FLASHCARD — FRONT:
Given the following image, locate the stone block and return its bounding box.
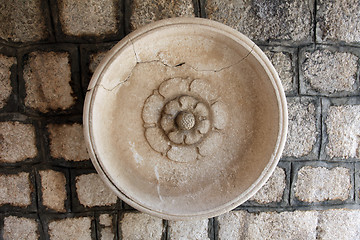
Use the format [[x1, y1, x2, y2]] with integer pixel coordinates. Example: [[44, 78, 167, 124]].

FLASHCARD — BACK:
[[217, 210, 318, 239], [98, 214, 115, 240], [75, 173, 117, 208], [168, 219, 209, 240], [89, 51, 108, 74], [3, 216, 39, 240], [282, 97, 319, 158], [249, 166, 286, 204], [47, 123, 88, 162], [318, 209, 360, 240], [23, 51, 75, 113], [0, 0, 49, 43], [294, 166, 352, 202], [39, 169, 67, 212], [264, 49, 296, 94], [0, 172, 32, 207], [120, 212, 163, 240], [300, 48, 359, 96], [57, 0, 121, 37], [325, 103, 360, 159], [129, 0, 195, 30], [205, 0, 313, 43], [0, 121, 37, 163], [317, 0, 360, 44], [48, 217, 92, 239], [0, 54, 16, 109]]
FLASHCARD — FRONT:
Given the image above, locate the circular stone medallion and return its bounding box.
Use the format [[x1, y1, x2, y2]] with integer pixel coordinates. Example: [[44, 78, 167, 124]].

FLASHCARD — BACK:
[[84, 18, 287, 220]]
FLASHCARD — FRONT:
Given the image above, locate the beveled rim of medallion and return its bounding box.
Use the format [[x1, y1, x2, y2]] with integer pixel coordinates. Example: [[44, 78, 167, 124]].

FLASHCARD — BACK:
[[83, 17, 288, 220]]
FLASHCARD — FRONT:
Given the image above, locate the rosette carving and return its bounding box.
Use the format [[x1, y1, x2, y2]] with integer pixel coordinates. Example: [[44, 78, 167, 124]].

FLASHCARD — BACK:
[[142, 78, 227, 163]]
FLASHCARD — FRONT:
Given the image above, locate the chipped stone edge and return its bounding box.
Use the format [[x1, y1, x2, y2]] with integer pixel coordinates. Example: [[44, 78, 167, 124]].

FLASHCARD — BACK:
[[83, 17, 288, 220]]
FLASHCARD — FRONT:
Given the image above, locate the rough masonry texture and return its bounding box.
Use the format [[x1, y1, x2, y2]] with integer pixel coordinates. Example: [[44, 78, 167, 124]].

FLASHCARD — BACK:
[[0, 121, 37, 163], [0, 54, 16, 109], [3, 216, 39, 240], [58, 0, 120, 37], [0, 0, 49, 43], [75, 173, 117, 208], [129, 0, 195, 30], [168, 219, 210, 240], [249, 166, 286, 204], [0, 0, 360, 238], [23, 51, 75, 113], [317, 0, 360, 44], [326, 105, 360, 159], [48, 217, 92, 239], [217, 210, 318, 239], [294, 166, 351, 202], [39, 170, 66, 212], [205, 0, 313, 43], [0, 172, 32, 207], [264, 50, 295, 93], [301, 48, 358, 95], [283, 97, 318, 158], [48, 123, 88, 161], [120, 213, 164, 240]]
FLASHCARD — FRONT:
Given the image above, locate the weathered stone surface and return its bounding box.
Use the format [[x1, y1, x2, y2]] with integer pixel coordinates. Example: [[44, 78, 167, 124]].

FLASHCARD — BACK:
[[0, 121, 37, 163], [75, 173, 117, 207], [249, 167, 286, 204], [301, 49, 358, 95], [264, 51, 294, 93], [58, 0, 120, 37], [89, 51, 107, 74], [48, 217, 92, 239], [23, 51, 75, 113], [0, 54, 16, 109], [0, 0, 48, 42], [120, 213, 163, 240], [168, 219, 209, 240], [283, 98, 318, 157], [130, 0, 195, 30], [218, 210, 318, 239], [3, 216, 38, 240], [317, 0, 360, 43], [295, 166, 351, 202], [0, 172, 31, 207], [326, 105, 360, 159], [48, 123, 88, 161], [318, 209, 360, 240], [99, 214, 114, 240], [39, 170, 66, 212], [205, 0, 312, 42]]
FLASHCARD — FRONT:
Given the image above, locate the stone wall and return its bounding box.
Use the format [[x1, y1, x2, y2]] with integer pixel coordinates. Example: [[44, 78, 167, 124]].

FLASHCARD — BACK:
[[0, 0, 359, 239]]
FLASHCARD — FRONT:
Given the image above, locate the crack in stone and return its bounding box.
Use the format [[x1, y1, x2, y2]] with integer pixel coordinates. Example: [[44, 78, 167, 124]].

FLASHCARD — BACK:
[[95, 41, 255, 92]]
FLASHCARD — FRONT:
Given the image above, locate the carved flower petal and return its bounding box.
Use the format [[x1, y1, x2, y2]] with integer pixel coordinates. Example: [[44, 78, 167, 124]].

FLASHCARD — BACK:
[[196, 120, 210, 134], [184, 131, 202, 145], [190, 79, 216, 102], [164, 99, 181, 116], [194, 102, 209, 118], [142, 92, 164, 124], [167, 145, 198, 162], [160, 115, 175, 133], [212, 101, 227, 130], [145, 127, 170, 154], [168, 130, 185, 144], [159, 78, 190, 99], [198, 131, 223, 156], [179, 95, 198, 110]]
